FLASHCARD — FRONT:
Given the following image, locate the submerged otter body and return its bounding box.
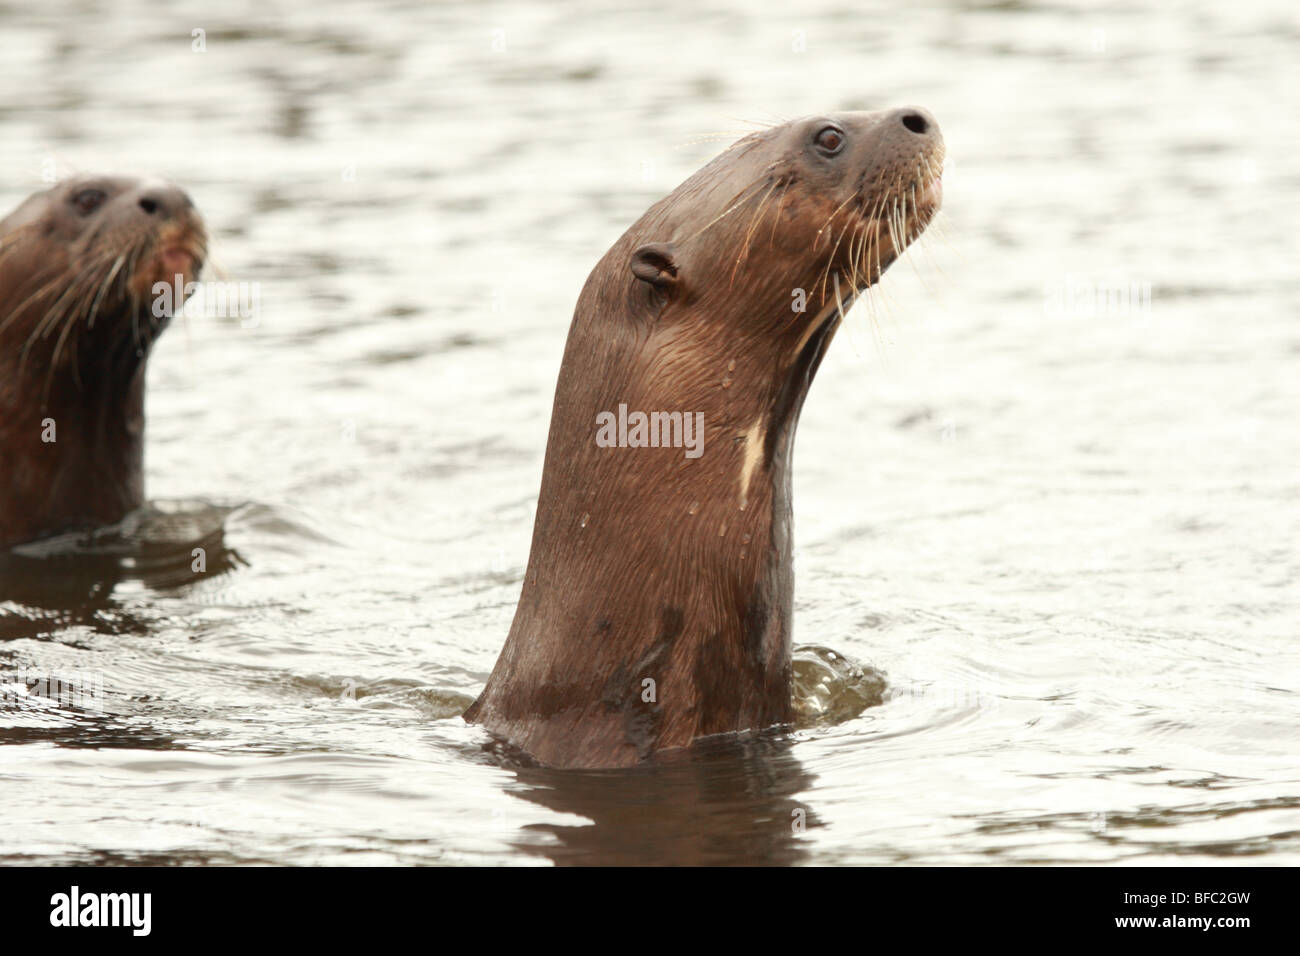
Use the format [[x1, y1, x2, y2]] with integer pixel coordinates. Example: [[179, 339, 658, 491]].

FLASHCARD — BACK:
[[466, 108, 944, 768], [0, 176, 206, 549]]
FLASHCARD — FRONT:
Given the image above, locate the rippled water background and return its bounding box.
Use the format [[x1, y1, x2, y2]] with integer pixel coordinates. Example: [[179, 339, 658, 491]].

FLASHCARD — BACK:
[[1, 0, 1296, 865]]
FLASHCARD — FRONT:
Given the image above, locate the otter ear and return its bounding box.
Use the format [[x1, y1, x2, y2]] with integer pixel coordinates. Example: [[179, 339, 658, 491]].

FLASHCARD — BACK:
[[630, 243, 679, 290]]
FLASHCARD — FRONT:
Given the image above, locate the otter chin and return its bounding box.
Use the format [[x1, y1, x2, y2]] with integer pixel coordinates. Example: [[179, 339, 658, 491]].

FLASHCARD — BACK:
[[465, 108, 944, 769], [0, 176, 207, 550]]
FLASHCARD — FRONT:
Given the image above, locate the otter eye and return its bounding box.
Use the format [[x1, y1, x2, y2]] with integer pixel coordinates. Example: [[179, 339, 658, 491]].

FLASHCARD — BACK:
[[70, 188, 107, 215], [815, 127, 845, 155]]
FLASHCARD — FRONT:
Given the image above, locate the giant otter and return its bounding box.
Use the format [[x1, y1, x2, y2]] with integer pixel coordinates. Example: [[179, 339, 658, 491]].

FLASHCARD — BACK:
[[0, 176, 206, 549], [465, 108, 945, 769]]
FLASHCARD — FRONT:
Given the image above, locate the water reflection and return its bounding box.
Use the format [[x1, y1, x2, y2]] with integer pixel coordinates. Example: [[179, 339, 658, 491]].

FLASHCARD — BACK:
[[0, 500, 244, 617], [502, 733, 818, 866]]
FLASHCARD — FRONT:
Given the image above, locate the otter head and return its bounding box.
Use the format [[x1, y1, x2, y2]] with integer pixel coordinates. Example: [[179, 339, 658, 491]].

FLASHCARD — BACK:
[[613, 108, 944, 481], [630, 107, 942, 353], [0, 175, 206, 392], [0, 176, 206, 548], [469, 109, 945, 768], [614, 107, 945, 491]]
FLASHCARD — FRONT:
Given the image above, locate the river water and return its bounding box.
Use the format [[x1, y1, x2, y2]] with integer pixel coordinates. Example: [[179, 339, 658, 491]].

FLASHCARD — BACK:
[[0, 0, 1296, 865]]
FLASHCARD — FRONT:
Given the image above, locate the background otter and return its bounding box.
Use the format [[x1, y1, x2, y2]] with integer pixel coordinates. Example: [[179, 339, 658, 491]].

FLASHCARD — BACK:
[[0, 176, 206, 549], [466, 108, 945, 768]]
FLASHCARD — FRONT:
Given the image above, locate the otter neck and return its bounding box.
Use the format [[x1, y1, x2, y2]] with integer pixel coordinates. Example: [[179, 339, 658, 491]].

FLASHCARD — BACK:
[[467, 290, 841, 768], [0, 334, 150, 549]]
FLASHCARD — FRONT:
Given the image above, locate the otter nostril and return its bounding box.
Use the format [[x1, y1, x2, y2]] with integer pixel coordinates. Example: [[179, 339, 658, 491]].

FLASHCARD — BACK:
[[139, 196, 160, 215], [901, 112, 928, 135]]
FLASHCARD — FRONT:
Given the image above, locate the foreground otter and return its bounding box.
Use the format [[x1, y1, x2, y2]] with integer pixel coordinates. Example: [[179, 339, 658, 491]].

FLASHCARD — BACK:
[[0, 176, 206, 549], [466, 108, 945, 768]]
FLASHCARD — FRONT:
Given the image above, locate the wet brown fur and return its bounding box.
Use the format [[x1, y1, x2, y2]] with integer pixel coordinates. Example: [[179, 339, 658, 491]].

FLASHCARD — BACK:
[[468, 109, 946, 768], [0, 176, 206, 549]]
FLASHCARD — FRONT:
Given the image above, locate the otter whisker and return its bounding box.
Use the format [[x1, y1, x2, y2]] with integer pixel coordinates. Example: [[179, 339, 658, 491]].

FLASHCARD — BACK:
[[832, 270, 848, 327], [730, 178, 780, 288], [858, 189, 890, 284], [112, 235, 152, 358], [36, 249, 125, 396], [900, 183, 928, 289], [87, 253, 128, 330], [814, 192, 857, 248], [3, 251, 107, 338], [812, 193, 859, 305], [21, 251, 116, 347], [61, 251, 129, 386], [683, 169, 778, 243], [816, 215, 856, 307], [674, 130, 771, 150], [883, 197, 899, 265], [767, 179, 792, 249], [863, 202, 892, 342], [870, 204, 897, 330], [847, 220, 865, 295]]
